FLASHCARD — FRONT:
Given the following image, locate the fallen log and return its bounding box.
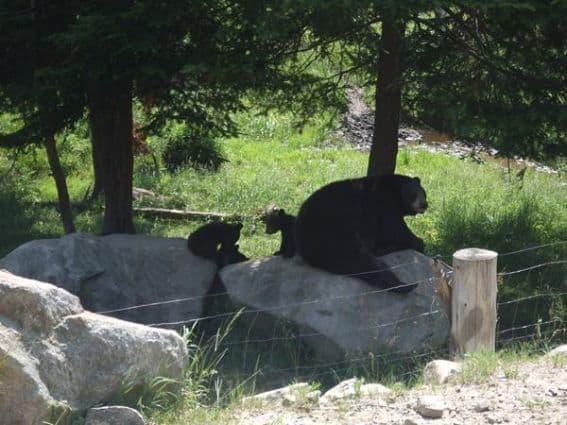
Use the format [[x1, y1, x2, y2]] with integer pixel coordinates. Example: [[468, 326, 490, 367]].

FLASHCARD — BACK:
[[133, 207, 243, 221]]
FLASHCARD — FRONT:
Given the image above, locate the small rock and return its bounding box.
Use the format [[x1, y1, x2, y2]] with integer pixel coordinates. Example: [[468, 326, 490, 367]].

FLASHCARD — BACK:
[[244, 382, 310, 404], [423, 360, 462, 384], [415, 395, 445, 419], [320, 378, 359, 403], [473, 399, 490, 412], [85, 406, 146, 425], [547, 345, 567, 357], [403, 419, 420, 425], [360, 383, 392, 398]]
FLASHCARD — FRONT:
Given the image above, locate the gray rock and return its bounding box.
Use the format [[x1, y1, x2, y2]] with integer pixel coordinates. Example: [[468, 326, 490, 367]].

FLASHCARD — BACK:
[[320, 378, 361, 404], [415, 395, 445, 418], [85, 406, 146, 425], [0, 233, 217, 325], [0, 270, 187, 425], [220, 251, 449, 359], [547, 344, 567, 358], [423, 360, 462, 385]]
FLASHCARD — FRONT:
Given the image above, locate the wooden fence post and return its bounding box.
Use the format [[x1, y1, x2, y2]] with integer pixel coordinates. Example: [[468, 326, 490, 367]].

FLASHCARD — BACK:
[[451, 248, 498, 356]]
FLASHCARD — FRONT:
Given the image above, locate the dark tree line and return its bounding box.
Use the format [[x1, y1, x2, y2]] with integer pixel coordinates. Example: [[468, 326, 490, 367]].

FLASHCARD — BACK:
[[0, 0, 565, 235]]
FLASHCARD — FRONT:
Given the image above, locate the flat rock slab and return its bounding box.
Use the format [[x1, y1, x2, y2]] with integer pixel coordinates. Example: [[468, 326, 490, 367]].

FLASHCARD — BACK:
[[220, 250, 449, 359], [0, 233, 216, 325]]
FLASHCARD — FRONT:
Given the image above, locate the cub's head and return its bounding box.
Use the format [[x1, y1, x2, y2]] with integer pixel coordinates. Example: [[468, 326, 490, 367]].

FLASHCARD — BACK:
[[400, 176, 428, 216], [259, 204, 285, 234]]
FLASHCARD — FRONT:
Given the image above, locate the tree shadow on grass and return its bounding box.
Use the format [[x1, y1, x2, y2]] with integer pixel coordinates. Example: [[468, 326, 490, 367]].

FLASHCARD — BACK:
[[0, 190, 61, 257]]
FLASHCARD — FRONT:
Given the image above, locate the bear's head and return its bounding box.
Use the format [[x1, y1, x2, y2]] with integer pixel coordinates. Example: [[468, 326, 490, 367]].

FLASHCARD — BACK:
[[400, 176, 428, 216]]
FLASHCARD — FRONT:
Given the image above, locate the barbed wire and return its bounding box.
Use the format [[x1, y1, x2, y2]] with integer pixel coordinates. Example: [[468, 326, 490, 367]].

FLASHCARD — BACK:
[[498, 319, 562, 335], [147, 277, 438, 327], [497, 292, 567, 307], [497, 327, 566, 345], [497, 260, 567, 277], [220, 309, 444, 347], [95, 254, 565, 318], [498, 240, 567, 257], [97, 260, 423, 315]]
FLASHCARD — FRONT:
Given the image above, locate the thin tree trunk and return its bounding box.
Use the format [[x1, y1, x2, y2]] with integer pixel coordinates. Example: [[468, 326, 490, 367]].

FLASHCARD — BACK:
[[87, 80, 135, 235], [367, 17, 405, 177], [44, 135, 76, 234]]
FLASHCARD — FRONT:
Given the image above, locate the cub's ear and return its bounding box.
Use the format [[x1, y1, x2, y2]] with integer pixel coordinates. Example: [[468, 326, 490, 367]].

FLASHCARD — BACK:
[[413, 177, 421, 183], [236, 222, 243, 229]]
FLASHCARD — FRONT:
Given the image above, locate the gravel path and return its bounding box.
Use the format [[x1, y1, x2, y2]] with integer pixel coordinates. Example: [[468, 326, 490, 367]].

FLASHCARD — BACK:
[[237, 356, 567, 425]]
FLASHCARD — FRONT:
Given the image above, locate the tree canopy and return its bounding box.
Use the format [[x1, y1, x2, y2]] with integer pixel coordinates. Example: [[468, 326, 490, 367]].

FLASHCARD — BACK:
[[0, 0, 565, 234]]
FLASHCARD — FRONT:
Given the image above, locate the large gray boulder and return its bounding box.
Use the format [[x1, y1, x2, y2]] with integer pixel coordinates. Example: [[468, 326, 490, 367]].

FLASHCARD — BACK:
[[220, 250, 449, 360], [0, 270, 187, 425], [0, 233, 216, 325]]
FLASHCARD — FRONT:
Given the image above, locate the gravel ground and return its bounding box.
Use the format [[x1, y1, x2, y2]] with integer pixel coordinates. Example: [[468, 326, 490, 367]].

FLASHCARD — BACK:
[[237, 356, 567, 425], [336, 87, 559, 175]]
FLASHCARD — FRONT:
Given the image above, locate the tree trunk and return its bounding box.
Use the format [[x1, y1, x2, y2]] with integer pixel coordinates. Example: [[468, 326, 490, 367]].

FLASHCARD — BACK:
[[87, 80, 135, 235], [89, 133, 105, 200], [367, 17, 405, 177], [44, 135, 76, 234]]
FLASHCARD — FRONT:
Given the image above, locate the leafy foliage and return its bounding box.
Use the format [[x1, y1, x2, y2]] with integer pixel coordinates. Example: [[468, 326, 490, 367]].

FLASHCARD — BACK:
[[160, 123, 227, 172]]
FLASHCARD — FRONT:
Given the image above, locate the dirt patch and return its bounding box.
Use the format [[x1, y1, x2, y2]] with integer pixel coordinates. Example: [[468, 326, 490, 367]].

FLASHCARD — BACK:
[[236, 356, 567, 424]]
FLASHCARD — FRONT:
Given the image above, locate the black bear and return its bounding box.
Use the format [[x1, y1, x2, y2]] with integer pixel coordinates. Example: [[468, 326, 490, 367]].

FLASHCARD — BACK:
[[262, 207, 296, 257], [294, 174, 427, 292], [187, 222, 243, 261]]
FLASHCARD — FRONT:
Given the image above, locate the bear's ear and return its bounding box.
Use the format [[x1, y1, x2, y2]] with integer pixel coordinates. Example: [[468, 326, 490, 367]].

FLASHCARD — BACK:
[[236, 222, 243, 229], [414, 177, 421, 183], [278, 209, 286, 216]]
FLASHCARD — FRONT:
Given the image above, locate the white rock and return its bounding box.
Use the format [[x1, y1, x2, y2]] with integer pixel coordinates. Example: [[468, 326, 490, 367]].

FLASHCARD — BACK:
[[320, 378, 360, 404], [85, 406, 146, 425], [360, 383, 392, 398], [423, 360, 462, 384], [220, 251, 449, 360], [319, 378, 390, 403], [473, 399, 491, 412], [0, 271, 187, 425], [415, 395, 445, 418], [547, 344, 567, 357], [0, 233, 217, 325], [244, 382, 310, 404]]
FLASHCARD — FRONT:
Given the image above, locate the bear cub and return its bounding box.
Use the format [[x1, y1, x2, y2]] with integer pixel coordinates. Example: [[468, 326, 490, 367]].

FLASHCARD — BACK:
[[187, 222, 243, 262], [294, 174, 427, 292], [262, 206, 296, 257]]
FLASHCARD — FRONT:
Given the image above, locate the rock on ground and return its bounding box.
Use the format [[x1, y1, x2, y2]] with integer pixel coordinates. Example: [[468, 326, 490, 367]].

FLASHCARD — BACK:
[[220, 250, 449, 360], [0, 271, 187, 425], [0, 233, 216, 325], [85, 406, 146, 425], [423, 359, 462, 385]]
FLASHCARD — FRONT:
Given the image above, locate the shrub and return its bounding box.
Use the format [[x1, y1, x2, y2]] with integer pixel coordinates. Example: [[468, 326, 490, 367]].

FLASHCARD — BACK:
[[161, 123, 226, 172]]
